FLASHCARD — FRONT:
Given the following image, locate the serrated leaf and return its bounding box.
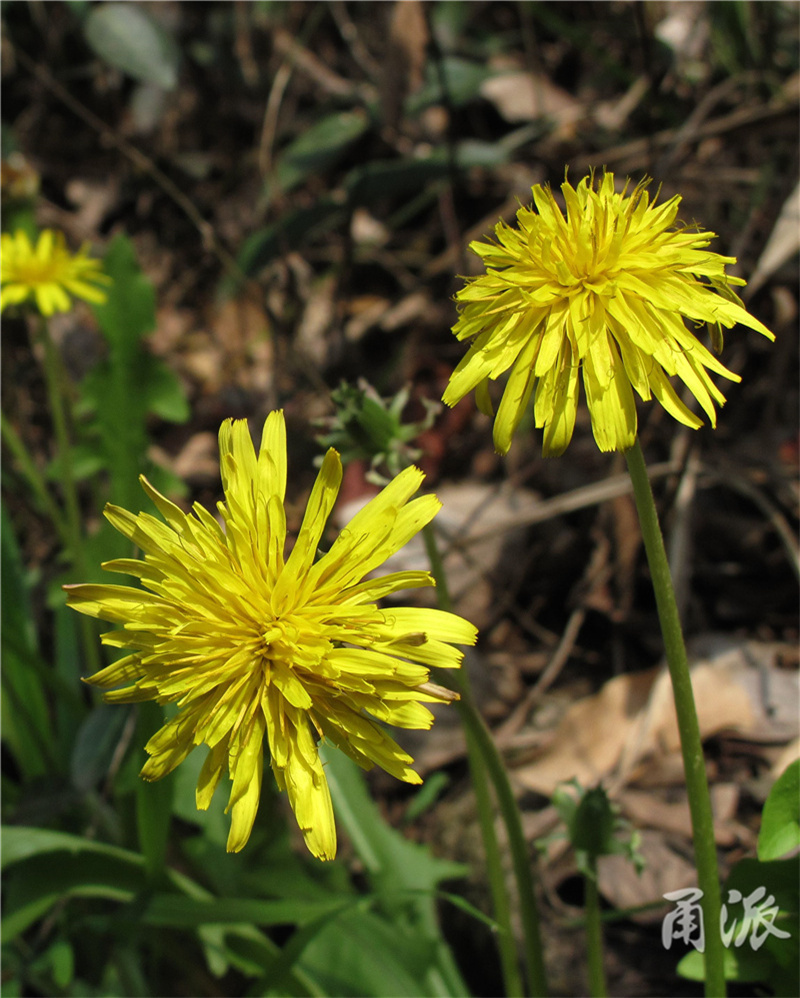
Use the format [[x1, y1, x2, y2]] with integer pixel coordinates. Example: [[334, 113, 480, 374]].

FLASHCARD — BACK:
[[142, 357, 190, 423], [84, 3, 179, 90], [84, 235, 187, 513], [93, 235, 156, 351]]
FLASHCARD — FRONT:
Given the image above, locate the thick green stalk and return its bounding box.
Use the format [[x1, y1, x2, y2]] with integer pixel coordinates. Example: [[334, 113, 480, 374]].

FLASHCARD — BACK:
[[423, 523, 548, 997], [624, 438, 725, 997], [584, 859, 607, 998], [38, 318, 101, 676]]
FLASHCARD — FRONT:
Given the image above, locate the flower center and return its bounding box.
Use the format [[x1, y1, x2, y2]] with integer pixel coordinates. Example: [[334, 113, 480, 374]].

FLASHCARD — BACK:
[[263, 618, 300, 659], [9, 258, 64, 286], [262, 613, 331, 672]]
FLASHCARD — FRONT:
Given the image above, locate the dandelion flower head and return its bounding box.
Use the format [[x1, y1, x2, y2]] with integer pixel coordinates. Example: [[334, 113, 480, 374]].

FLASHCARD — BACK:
[[443, 172, 774, 456], [65, 412, 477, 859], [1, 229, 110, 316]]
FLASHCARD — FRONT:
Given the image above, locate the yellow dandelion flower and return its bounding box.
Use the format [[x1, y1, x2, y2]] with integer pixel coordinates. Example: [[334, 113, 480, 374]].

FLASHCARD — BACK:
[[1, 229, 110, 316], [443, 172, 774, 456], [65, 411, 477, 859]]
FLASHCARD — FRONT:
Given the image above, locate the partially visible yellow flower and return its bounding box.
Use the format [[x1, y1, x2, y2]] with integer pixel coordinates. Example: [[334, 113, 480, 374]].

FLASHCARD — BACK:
[[443, 172, 774, 456], [65, 411, 477, 859], [1, 229, 110, 316]]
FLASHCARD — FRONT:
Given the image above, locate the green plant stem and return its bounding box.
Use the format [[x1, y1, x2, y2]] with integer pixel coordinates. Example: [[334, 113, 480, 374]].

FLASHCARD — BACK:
[[38, 318, 101, 677], [423, 524, 522, 997], [463, 702, 524, 996], [423, 523, 548, 997], [624, 438, 725, 997], [584, 859, 607, 998]]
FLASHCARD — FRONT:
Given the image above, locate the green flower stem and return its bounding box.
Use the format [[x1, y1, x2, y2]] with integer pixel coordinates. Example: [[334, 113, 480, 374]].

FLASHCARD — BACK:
[[423, 523, 548, 997], [422, 524, 522, 997], [462, 694, 524, 997], [38, 318, 101, 677], [584, 858, 607, 998], [624, 438, 725, 997]]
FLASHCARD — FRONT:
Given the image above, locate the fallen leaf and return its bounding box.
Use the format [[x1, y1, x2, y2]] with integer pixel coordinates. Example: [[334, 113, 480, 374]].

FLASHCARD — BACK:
[[515, 637, 799, 796], [746, 179, 800, 296], [619, 784, 747, 847], [338, 481, 542, 628], [480, 71, 582, 129], [381, 0, 428, 131], [598, 831, 697, 922]]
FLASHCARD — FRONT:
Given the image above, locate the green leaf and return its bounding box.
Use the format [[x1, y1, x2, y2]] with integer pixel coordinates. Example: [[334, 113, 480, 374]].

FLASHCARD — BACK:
[[298, 906, 435, 998], [454, 124, 544, 169], [170, 744, 229, 845], [678, 856, 800, 993], [223, 929, 325, 994], [135, 703, 173, 881], [0, 826, 326, 995], [572, 786, 616, 859], [271, 110, 370, 198], [141, 357, 190, 424], [84, 2, 179, 90], [725, 857, 799, 918], [759, 760, 800, 861], [0, 828, 147, 940], [29, 940, 74, 990], [139, 893, 349, 928], [93, 234, 156, 351], [82, 235, 187, 514], [0, 504, 37, 654], [678, 944, 776, 985], [1, 825, 145, 871], [344, 155, 451, 205], [235, 200, 348, 278], [319, 745, 469, 997], [677, 913, 799, 995], [70, 704, 131, 794], [53, 604, 89, 763], [321, 746, 466, 894], [403, 771, 450, 823], [408, 57, 492, 112]]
